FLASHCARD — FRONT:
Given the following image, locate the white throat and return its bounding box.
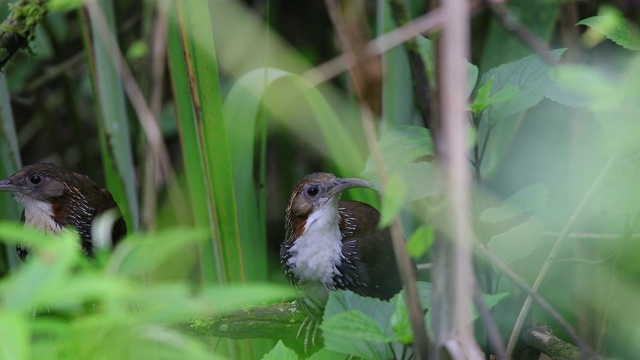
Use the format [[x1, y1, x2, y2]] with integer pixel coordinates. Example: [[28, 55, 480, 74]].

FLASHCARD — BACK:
[[287, 200, 343, 290], [16, 195, 62, 234]]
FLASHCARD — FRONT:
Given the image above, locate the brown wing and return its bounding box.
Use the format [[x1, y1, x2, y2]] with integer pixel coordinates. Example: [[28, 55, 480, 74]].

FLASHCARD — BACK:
[[339, 200, 416, 300]]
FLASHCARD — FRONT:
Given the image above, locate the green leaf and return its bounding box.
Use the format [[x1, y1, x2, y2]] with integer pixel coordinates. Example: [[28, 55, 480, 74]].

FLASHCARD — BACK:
[[112, 228, 208, 277], [0, 232, 80, 312], [379, 174, 406, 229], [390, 294, 412, 345], [48, 0, 84, 12], [262, 340, 297, 360], [406, 225, 434, 259], [578, 5, 640, 51], [323, 310, 392, 343], [84, 0, 139, 232], [480, 183, 549, 223], [488, 217, 544, 265], [323, 291, 395, 359], [307, 348, 347, 360], [0, 312, 29, 360], [480, 49, 566, 126]]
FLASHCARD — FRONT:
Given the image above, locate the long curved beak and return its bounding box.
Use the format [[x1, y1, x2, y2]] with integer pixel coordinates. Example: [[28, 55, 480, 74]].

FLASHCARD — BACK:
[[0, 179, 19, 193], [326, 177, 373, 198]]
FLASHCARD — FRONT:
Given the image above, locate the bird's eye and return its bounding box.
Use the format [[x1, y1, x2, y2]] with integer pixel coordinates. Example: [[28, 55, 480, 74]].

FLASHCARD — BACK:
[[29, 175, 41, 184], [306, 186, 319, 197]]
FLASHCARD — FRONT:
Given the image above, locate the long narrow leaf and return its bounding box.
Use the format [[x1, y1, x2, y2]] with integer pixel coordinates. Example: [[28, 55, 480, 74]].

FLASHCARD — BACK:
[[173, 0, 244, 284], [81, 1, 139, 232]]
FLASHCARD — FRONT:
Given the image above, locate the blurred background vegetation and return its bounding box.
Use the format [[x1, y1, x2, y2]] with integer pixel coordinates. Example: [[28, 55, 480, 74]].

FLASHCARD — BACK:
[[0, 0, 640, 359]]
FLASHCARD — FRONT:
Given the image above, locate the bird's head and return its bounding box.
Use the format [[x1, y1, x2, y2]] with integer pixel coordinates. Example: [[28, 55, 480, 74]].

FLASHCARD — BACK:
[[0, 163, 69, 205], [285, 172, 373, 242]]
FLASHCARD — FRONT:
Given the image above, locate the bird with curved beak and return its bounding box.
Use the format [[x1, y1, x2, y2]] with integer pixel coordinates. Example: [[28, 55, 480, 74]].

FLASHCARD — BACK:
[[281, 172, 406, 348]]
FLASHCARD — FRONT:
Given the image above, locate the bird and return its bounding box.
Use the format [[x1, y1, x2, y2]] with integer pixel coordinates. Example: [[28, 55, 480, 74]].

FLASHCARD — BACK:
[[0, 162, 127, 260], [281, 172, 408, 346]]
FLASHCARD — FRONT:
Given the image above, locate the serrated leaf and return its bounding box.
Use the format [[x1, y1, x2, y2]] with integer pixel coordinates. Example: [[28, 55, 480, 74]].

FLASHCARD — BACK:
[[323, 310, 392, 343], [480, 183, 548, 223], [379, 175, 406, 229], [262, 340, 297, 360], [323, 291, 395, 359], [406, 225, 434, 259], [578, 6, 640, 51], [480, 49, 566, 126], [488, 217, 544, 265]]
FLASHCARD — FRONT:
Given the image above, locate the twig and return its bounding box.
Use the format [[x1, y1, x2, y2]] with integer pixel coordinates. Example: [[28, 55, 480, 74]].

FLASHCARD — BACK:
[[486, 0, 559, 66], [474, 244, 596, 358], [323, 1, 430, 357], [505, 152, 617, 357], [432, 0, 483, 357], [304, 7, 445, 86]]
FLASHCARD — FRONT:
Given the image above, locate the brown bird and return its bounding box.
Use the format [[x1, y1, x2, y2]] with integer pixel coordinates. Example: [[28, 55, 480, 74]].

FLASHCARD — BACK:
[[0, 162, 127, 260], [281, 173, 407, 343]]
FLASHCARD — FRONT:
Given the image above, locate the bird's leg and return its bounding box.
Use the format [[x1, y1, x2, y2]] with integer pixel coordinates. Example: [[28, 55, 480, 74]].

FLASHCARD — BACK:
[[295, 299, 323, 352]]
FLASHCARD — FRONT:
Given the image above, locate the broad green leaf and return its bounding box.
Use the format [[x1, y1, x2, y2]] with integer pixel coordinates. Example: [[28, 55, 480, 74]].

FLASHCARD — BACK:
[[406, 225, 434, 259], [262, 341, 297, 360], [488, 217, 544, 265], [322, 310, 392, 343], [0, 312, 29, 360], [480, 49, 566, 126], [323, 291, 395, 359], [379, 174, 406, 229], [480, 183, 548, 223], [578, 5, 640, 50], [0, 232, 80, 311]]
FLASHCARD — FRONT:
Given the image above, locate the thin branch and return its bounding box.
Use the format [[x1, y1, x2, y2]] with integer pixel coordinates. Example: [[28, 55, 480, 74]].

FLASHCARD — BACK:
[[505, 152, 617, 357], [433, 0, 483, 358], [474, 244, 596, 358], [360, 103, 430, 359], [304, 7, 445, 86], [523, 325, 583, 360], [486, 0, 559, 66]]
